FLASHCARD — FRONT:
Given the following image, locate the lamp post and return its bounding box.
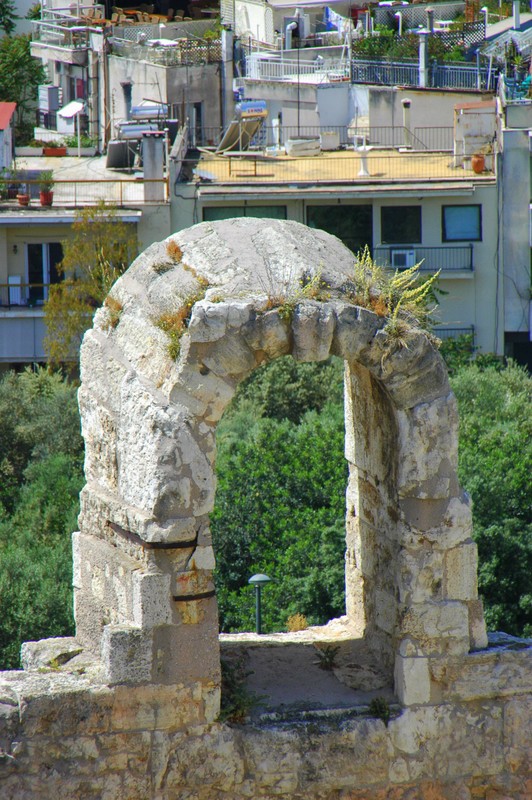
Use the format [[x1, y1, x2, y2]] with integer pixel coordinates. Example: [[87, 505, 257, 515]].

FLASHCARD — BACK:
[[248, 573, 271, 635]]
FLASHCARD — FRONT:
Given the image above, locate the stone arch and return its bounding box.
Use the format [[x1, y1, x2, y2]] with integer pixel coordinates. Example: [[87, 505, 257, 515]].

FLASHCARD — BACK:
[[75, 218, 487, 705]]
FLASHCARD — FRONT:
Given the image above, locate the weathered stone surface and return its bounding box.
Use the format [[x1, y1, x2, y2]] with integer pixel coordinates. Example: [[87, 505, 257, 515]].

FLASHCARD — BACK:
[[292, 301, 335, 362], [443, 541, 479, 601], [394, 655, 431, 705], [21, 638, 82, 671], [396, 394, 459, 500], [429, 644, 532, 701], [2, 218, 526, 800]]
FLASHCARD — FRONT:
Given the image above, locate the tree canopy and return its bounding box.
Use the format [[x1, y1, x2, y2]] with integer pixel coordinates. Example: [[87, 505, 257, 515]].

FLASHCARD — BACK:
[[0, 0, 16, 35], [0, 34, 44, 138], [44, 202, 138, 366]]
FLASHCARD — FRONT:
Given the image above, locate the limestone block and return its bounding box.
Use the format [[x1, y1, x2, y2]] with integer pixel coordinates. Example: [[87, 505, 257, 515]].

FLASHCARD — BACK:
[[101, 625, 152, 685], [430, 645, 532, 701], [375, 329, 451, 411], [331, 304, 386, 363], [443, 541, 478, 601], [396, 394, 459, 499], [112, 308, 174, 389], [242, 308, 291, 361], [163, 726, 245, 791], [73, 531, 138, 653], [394, 655, 431, 705], [375, 589, 398, 635], [468, 599, 488, 651], [190, 331, 257, 379], [398, 494, 473, 551], [78, 389, 118, 493], [503, 695, 532, 774], [21, 638, 82, 672], [110, 684, 204, 733], [151, 606, 220, 684], [172, 364, 236, 423], [397, 547, 444, 604], [79, 329, 129, 414], [132, 572, 173, 628], [188, 546, 216, 571], [292, 301, 335, 362], [399, 601, 470, 656]]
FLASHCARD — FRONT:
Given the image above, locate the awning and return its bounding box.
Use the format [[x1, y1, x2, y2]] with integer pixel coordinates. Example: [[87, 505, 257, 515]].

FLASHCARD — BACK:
[[58, 100, 85, 119]]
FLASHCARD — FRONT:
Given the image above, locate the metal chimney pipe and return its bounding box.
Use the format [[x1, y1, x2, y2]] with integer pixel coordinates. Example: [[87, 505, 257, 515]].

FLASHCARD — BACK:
[[513, 0, 520, 30]]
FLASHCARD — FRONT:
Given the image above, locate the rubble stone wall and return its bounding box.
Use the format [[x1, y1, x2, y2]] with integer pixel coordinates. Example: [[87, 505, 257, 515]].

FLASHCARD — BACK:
[[0, 219, 530, 799]]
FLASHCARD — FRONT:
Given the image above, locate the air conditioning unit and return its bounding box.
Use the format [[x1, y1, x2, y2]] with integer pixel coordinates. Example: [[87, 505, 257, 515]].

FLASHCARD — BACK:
[[391, 249, 416, 269]]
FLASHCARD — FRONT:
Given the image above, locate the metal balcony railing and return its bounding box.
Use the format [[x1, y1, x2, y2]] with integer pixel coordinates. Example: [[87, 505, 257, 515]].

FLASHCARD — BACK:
[[373, 244, 474, 272], [1, 179, 168, 207], [32, 20, 90, 49], [0, 283, 52, 308], [433, 325, 475, 342]]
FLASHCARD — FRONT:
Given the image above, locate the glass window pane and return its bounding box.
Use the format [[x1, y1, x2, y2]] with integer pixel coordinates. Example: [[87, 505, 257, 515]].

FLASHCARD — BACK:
[[306, 205, 372, 253], [203, 207, 246, 221], [442, 205, 481, 241], [203, 206, 286, 221], [381, 206, 421, 243], [27, 243, 44, 304]]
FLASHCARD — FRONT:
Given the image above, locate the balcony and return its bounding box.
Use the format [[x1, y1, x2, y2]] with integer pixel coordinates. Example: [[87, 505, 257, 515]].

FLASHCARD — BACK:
[[0, 178, 168, 207], [0, 285, 48, 363], [31, 21, 90, 66], [373, 244, 474, 273]]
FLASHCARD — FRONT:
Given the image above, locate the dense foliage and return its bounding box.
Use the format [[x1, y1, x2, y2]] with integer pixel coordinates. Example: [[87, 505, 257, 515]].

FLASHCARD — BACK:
[[0, 353, 530, 668], [0, 34, 45, 142], [212, 356, 532, 637], [0, 369, 82, 667]]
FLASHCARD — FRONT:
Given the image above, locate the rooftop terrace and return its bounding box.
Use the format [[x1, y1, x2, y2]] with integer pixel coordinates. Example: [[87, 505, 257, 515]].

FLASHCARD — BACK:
[[185, 147, 496, 185]]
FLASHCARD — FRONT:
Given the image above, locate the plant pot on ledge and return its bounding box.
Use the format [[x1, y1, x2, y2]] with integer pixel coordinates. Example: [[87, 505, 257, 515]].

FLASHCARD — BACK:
[[39, 190, 53, 207], [43, 146, 67, 157], [471, 153, 485, 174], [16, 193, 30, 206]]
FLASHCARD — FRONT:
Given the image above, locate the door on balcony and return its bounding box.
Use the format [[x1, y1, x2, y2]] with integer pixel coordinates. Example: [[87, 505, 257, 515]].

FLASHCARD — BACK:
[[26, 243, 63, 305]]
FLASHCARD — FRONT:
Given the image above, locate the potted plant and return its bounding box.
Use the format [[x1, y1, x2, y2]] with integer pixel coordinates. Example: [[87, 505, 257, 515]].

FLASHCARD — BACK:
[[7, 167, 21, 199], [38, 170, 54, 206], [43, 140, 67, 157], [0, 168, 8, 200], [16, 183, 30, 206]]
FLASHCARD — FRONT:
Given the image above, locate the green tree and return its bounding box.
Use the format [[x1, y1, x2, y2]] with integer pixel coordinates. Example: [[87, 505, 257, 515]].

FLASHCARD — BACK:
[[450, 361, 532, 635], [0, 35, 45, 138], [44, 202, 138, 366], [212, 403, 347, 633], [0, 368, 83, 668], [0, 0, 16, 35]]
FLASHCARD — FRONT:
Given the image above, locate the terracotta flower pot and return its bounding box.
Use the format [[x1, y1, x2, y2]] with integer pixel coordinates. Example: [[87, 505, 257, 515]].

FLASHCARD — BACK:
[[16, 193, 30, 206], [471, 154, 485, 174], [39, 190, 54, 207], [43, 147, 67, 157]]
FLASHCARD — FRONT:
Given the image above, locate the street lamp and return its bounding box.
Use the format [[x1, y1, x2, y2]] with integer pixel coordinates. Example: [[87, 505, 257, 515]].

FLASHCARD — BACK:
[[248, 573, 271, 635]]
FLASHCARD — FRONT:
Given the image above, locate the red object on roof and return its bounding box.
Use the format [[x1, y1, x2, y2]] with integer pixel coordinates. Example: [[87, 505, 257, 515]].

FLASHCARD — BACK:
[[0, 102, 16, 131]]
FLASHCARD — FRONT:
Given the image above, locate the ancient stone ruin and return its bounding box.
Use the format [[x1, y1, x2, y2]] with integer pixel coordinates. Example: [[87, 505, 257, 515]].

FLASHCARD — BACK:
[[0, 219, 530, 799]]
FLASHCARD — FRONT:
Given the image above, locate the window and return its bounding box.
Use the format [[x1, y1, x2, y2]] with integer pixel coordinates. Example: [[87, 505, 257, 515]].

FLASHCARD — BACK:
[[203, 206, 287, 221], [306, 205, 372, 253], [26, 243, 63, 304], [381, 206, 421, 244], [442, 205, 481, 242]]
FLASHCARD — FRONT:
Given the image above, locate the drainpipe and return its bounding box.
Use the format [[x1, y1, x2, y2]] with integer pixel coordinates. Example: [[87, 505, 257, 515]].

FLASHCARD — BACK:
[[221, 27, 234, 132], [513, 0, 520, 30], [402, 98, 412, 148], [418, 32, 429, 88], [426, 6, 434, 33]]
